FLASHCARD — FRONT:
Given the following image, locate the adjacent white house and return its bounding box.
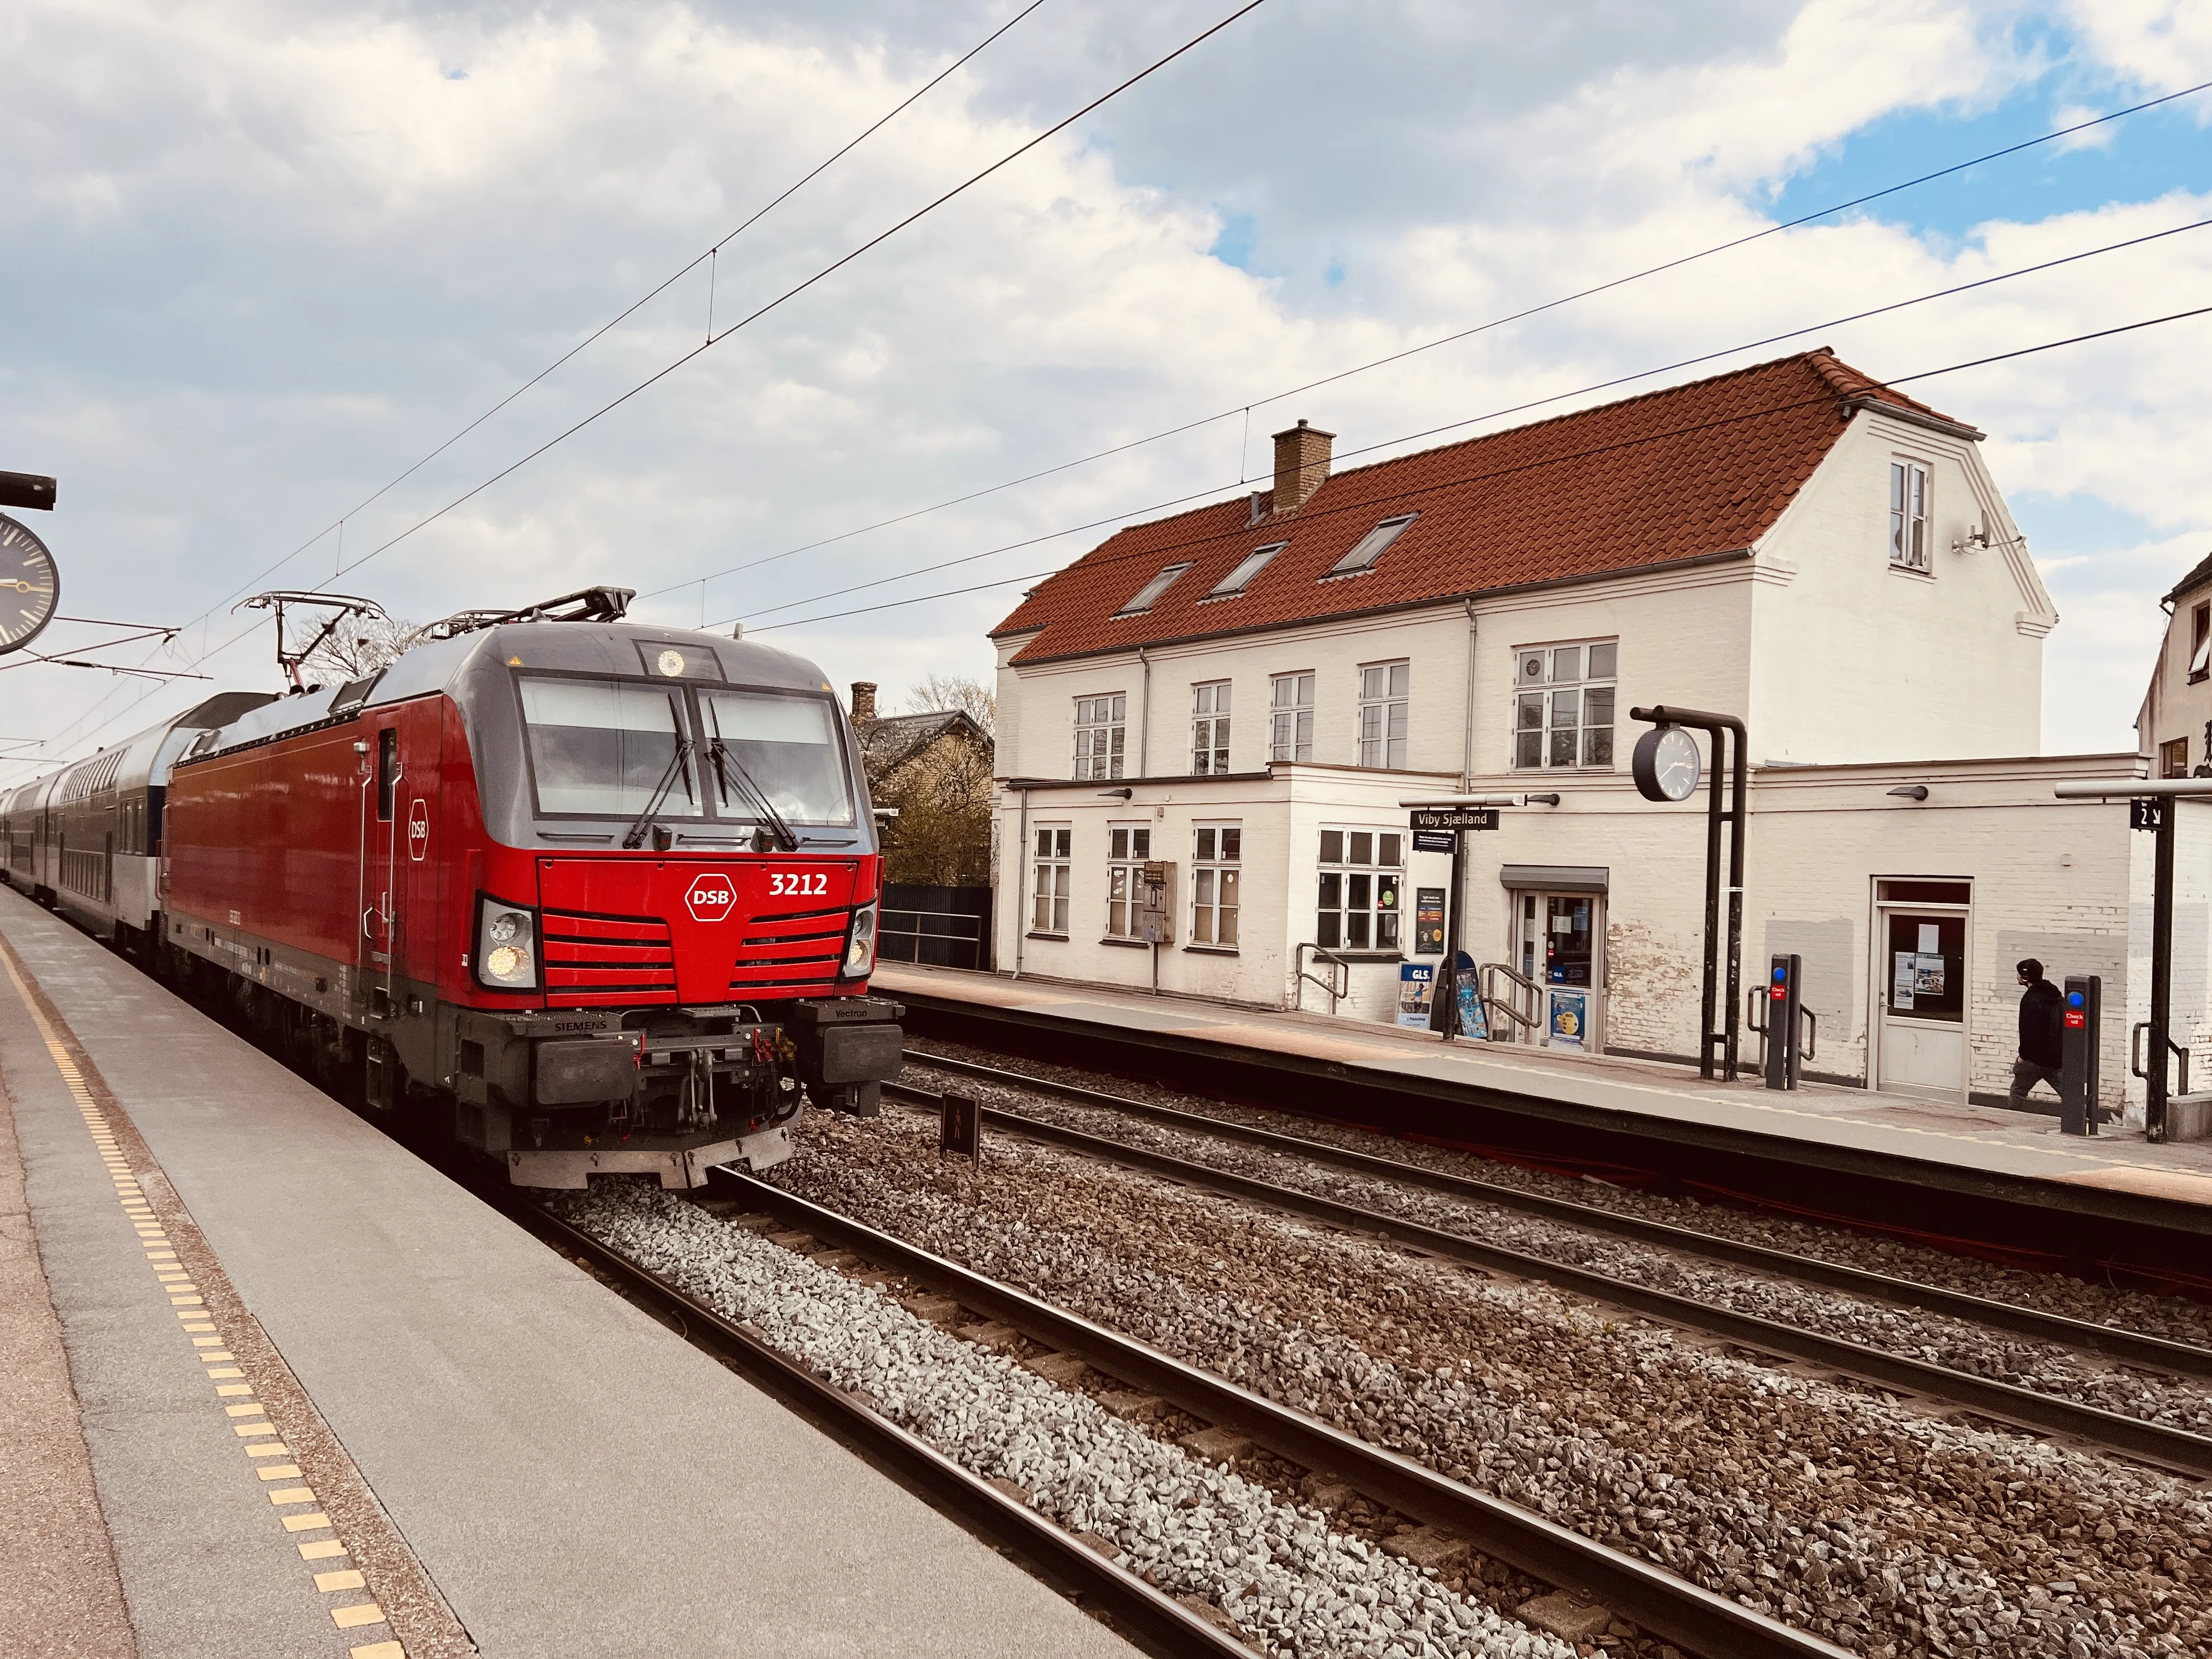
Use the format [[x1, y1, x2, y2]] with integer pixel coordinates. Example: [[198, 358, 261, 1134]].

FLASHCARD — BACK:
[[985, 350, 2194, 1122], [2136, 550, 2212, 778]]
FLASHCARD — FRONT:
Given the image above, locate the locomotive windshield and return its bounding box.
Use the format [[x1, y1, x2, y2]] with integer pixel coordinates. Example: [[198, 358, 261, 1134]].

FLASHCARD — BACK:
[[520, 679, 702, 819], [701, 689, 854, 827]]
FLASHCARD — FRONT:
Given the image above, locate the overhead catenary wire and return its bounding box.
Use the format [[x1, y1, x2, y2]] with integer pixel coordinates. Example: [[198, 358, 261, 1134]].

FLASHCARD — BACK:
[[742, 301, 2212, 634], [8, 0, 1057, 763], [727, 213, 2212, 627], [9, 70, 2204, 769], [191, 0, 1055, 629], [16, 0, 1275, 770], [634, 77, 2212, 608], [315, 0, 1275, 594]]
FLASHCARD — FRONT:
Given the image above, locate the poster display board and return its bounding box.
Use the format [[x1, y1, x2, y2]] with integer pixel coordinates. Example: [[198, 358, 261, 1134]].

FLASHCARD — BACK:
[[1548, 989, 1588, 1050], [1414, 887, 1446, 955], [1397, 962, 1435, 1027]]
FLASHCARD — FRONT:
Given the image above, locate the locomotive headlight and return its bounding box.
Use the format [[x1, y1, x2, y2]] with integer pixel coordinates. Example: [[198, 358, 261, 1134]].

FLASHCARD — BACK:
[[840, 900, 878, 979], [476, 898, 540, 991]]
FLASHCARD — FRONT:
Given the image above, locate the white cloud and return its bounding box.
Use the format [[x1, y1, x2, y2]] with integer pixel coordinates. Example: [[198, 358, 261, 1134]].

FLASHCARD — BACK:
[[0, 0, 2204, 775]]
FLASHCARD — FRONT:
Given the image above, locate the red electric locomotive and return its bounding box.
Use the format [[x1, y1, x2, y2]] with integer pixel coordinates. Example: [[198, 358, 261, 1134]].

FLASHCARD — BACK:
[[149, 586, 902, 1188]]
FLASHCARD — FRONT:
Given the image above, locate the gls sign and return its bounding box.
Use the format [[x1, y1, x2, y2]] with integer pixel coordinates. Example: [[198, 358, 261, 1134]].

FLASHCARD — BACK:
[[684, 872, 738, 923]]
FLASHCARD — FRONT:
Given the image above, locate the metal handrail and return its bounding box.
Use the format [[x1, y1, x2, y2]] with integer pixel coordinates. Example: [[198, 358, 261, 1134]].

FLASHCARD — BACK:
[[1476, 962, 1543, 1039], [2131, 1023, 2191, 1096], [1746, 989, 1818, 1061], [878, 909, 987, 971], [1294, 943, 1351, 1015]]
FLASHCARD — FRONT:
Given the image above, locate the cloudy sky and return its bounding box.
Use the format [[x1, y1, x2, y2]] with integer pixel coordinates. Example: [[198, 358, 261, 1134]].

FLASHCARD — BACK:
[[3, 0, 2209, 776]]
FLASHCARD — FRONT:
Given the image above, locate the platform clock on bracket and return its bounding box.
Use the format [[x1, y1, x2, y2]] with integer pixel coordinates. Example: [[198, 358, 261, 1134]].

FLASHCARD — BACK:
[[0, 512, 60, 656], [1632, 723, 1702, 802]]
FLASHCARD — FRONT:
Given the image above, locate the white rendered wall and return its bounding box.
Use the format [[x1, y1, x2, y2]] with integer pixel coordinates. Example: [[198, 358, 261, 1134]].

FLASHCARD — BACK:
[[1748, 410, 2050, 764]]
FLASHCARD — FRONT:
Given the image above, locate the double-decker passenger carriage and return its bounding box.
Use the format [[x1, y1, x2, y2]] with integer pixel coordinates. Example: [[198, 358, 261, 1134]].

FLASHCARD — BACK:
[[0, 690, 279, 935], [6, 587, 902, 1190]]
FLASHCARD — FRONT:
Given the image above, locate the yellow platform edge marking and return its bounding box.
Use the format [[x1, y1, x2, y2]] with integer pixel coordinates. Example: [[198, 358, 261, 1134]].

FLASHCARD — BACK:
[[0, 936, 407, 1658]]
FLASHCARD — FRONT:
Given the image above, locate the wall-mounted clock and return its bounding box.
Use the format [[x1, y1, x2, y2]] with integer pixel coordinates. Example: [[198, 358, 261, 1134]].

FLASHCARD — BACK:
[[0, 512, 60, 656], [1632, 724, 1702, 802]]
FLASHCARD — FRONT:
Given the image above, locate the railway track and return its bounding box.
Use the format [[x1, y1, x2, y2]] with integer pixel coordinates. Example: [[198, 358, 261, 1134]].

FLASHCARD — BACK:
[[713, 1169, 1854, 1659], [889, 1056, 2212, 1480], [484, 1181, 1256, 1659]]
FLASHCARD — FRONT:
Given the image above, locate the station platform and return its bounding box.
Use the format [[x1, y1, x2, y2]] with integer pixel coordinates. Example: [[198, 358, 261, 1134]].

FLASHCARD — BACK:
[[0, 885, 1134, 1659], [877, 963, 2212, 1269]]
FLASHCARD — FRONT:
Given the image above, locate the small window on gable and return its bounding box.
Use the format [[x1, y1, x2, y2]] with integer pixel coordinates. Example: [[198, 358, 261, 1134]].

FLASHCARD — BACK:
[[1327, 514, 1417, 578], [2190, 603, 2210, 684], [1115, 562, 1193, 617], [1208, 543, 1285, 600]]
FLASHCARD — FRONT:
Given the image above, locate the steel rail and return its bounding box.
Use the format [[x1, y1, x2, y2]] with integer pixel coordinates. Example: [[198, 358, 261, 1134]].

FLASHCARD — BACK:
[[902, 1050, 2212, 1382], [717, 1172, 1855, 1659], [488, 1187, 1252, 1659], [884, 1077, 2212, 1480]]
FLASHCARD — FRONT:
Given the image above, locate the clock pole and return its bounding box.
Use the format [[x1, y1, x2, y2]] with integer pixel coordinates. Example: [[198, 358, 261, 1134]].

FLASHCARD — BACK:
[[1631, 705, 1748, 1081]]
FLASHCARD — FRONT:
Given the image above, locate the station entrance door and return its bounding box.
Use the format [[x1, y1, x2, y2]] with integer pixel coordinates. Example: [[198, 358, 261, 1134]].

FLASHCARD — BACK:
[[1872, 879, 1971, 1102], [1510, 880, 1604, 1052]]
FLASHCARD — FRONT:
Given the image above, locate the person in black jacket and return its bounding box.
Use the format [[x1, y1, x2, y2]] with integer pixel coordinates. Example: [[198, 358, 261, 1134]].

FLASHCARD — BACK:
[[2010, 958, 2066, 1109]]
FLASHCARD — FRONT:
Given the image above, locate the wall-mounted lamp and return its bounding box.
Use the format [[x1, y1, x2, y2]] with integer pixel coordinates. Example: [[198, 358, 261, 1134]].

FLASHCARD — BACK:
[[1524, 792, 1562, 808], [1887, 785, 1929, 802], [1096, 787, 1133, 800]]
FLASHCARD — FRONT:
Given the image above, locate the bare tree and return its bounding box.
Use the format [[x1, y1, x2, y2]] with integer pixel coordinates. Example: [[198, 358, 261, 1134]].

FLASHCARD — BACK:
[[303, 613, 428, 682], [906, 672, 995, 736]]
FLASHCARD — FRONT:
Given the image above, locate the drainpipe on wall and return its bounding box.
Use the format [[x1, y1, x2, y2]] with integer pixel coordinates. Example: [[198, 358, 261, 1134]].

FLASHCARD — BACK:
[[1011, 783, 1031, 980], [1137, 647, 1152, 777], [1459, 599, 1478, 792], [1459, 601, 1479, 984]]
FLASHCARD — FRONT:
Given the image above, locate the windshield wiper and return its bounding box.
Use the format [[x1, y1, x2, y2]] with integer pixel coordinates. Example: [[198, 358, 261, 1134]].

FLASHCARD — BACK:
[[707, 738, 799, 853], [623, 701, 697, 850]]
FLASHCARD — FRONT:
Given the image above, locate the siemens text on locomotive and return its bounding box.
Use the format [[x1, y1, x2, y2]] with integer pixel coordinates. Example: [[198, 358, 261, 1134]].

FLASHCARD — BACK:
[[0, 587, 903, 1188]]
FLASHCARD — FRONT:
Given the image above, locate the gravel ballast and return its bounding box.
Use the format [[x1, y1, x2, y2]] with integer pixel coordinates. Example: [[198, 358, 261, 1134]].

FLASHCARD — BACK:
[[905, 1040, 2212, 1352], [899, 1058, 2212, 1437], [772, 1105, 2212, 1659], [547, 1180, 1578, 1659]]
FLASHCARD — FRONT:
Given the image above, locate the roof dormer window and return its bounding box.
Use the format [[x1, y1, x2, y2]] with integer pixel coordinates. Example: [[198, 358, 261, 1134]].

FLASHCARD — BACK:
[[1325, 513, 1417, 578], [1114, 562, 1193, 617], [1206, 543, 1285, 601]]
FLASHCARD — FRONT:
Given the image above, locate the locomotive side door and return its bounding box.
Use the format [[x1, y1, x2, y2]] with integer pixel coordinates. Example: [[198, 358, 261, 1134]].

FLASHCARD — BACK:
[[359, 724, 402, 1016], [394, 701, 444, 990], [357, 703, 444, 1017]]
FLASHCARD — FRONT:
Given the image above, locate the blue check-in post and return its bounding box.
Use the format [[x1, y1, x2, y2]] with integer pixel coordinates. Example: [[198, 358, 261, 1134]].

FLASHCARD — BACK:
[[2060, 975, 2102, 1137]]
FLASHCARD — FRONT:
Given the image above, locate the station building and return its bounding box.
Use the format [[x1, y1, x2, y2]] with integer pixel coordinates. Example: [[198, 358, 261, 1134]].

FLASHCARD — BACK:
[[985, 350, 2206, 1124]]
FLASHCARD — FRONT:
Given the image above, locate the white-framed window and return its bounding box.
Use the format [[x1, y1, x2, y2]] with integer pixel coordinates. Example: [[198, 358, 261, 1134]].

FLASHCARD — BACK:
[[1192, 823, 1241, 947], [1031, 826, 1070, 933], [1889, 460, 1931, 571], [1115, 562, 1192, 616], [1208, 543, 1284, 600], [1074, 694, 1126, 780], [1192, 682, 1232, 774], [1270, 672, 1314, 762], [1513, 640, 1616, 769], [1327, 513, 1417, 577], [1106, 822, 1153, 938], [1316, 827, 1403, 951], [1357, 662, 1409, 769]]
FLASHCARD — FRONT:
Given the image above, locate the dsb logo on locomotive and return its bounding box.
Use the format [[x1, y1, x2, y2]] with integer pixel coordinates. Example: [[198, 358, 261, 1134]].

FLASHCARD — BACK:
[[684, 873, 738, 923]]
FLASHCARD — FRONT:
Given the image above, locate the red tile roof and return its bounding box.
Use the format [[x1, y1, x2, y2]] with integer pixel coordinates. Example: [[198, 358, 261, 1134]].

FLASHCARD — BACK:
[[992, 350, 1967, 663]]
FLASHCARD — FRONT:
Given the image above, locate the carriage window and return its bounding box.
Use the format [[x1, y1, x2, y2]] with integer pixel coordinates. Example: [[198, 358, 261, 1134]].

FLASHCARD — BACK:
[[519, 680, 701, 819], [701, 690, 856, 827]]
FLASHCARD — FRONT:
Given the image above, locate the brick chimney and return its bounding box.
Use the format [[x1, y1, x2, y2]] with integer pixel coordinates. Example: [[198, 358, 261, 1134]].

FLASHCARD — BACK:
[[850, 681, 877, 723], [1271, 419, 1334, 516]]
